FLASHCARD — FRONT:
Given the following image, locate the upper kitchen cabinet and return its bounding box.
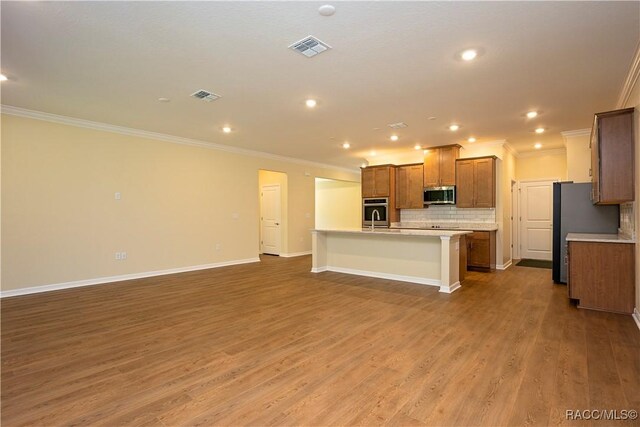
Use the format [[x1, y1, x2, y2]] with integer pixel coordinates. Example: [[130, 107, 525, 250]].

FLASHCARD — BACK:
[[396, 163, 424, 209], [456, 156, 496, 208], [423, 144, 461, 187], [590, 108, 635, 205], [361, 165, 395, 198]]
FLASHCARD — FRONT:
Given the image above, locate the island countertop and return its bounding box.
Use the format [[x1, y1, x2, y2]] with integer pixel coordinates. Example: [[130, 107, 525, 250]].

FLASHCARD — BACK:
[[312, 228, 472, 238]]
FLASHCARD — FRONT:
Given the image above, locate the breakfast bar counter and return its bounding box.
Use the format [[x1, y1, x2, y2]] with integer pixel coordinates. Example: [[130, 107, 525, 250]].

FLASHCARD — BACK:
[[311, 228, 472, 293]]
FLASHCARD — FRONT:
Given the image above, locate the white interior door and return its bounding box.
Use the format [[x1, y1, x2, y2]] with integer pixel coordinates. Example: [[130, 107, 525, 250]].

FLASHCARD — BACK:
[[261, 184, 281, 255], [519, 180, 554, 260]]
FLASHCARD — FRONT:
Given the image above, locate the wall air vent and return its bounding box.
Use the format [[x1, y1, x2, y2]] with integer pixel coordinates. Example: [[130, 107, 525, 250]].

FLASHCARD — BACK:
[[289, 36, 331, 58], [190, 90, 221, 102], [388, 122, 408, 129]]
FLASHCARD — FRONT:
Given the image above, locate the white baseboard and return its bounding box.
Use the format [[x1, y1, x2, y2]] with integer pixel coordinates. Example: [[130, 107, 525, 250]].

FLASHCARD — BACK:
[[496, 259, 513, 270], [280, 251, 312, 258], [439, 281, 461, 294], [312, 265, 441, 288], [0, 257, 261, 298], [633, 308, 640, 331]]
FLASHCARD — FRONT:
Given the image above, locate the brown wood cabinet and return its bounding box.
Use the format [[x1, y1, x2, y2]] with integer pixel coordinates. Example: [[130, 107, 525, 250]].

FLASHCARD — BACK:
[[455, 156, 496, 208], [466, 231, 496, 270], [567, 241, 635, 314], [590, 108, 635, 204], [423, 145, 461, 187], [361, 165, 393, 198], [361, 165, 399, 223], [395, 164, 424, 209]]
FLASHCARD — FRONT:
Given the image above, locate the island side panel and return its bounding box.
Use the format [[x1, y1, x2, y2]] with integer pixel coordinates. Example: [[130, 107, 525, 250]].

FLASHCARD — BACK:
[[439, 235, 461, 293], [323, 233, 442, 286]]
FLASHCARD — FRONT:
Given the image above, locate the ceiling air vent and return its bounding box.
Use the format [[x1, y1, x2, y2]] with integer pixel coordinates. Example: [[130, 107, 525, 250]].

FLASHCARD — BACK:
[[289, 36, 331, 58], [388, 122, 408, 129], [190, 89, 221, 102]]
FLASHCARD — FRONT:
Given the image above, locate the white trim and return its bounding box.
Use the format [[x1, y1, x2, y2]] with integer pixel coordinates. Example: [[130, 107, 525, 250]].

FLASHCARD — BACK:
[[515, 148, 566, 159], [0, 257, 260, 298], [0, 105, 359, 174], [439, 281, 461, 294], [561, 128, 591, 139], [633, 308, 640, 331], [496, 259, 512, 270], [503, 142, 518, 156], [312, 266, 441, 288], [617, 40, 640, 109], [280, 251, 312, 258]]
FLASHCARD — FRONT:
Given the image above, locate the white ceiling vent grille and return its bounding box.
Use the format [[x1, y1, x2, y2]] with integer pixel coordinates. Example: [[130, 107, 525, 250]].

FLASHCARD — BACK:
[[289, 36, 331, 58], [191, 90, 221, 102], [388, 122, 408, 129]]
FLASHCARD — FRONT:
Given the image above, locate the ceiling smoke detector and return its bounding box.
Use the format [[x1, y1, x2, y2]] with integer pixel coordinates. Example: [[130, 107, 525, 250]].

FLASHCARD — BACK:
[[388, 122, 408, 129], [190, 89, 221, 102], [289, 36, 331, 58]]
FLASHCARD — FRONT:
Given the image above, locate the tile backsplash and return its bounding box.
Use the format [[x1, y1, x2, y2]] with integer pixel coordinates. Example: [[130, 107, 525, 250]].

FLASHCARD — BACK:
[[619, 202, 635, 238], [401, 206, 496, 223]]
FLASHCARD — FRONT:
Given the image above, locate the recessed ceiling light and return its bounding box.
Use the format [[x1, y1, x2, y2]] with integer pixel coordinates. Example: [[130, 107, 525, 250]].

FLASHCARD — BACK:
[[449, 124, 460, 131], [222, 126, 232, 133], [414, 144, 422, 150], [467, 137, 476, 143], [342, 142, 350, 149], [460, 49, 478, 61], [535, 127, 545, 134], [370, 150, 377, 156], [390, 135, 399, 141], [305, 99, 317, 108], [0, 74, 7, 82], [428, 117, 437, 121], [318, 5, 336, 16], [534, 142, 542, 149], [526, 111, 538, 119], [158, 97, 171, 103]]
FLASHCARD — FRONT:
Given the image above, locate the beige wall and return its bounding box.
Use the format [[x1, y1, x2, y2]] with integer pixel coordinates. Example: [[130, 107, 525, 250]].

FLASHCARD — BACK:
[[315, 178, 361, 230], [1, 114, 359, 291], [623, 71, 640, 316], [515, 150, 567, 181], [564, 133, 591, 183], [258, 170, 288, 254]]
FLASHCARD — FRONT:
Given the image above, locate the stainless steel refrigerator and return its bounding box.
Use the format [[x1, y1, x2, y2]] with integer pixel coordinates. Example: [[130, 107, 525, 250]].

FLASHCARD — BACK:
[[552, 182, 619, 284]]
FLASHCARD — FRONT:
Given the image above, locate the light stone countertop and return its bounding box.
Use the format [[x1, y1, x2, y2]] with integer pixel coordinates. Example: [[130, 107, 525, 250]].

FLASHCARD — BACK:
[[390, 222, 499, 231], [565, 233, 635, 244], [312, 228, 472, 238]]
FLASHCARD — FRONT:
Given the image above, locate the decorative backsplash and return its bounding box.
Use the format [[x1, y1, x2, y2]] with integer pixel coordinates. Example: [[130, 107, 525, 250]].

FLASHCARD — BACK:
[[401, 206, 496, 223], [619, 202, 635, 238]]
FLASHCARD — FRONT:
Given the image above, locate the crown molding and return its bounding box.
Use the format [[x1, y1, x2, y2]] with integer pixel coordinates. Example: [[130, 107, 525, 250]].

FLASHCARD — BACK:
[[503, 142, 518, 156], [561, 128, 591, 138], [617, 39, 640, 109], [1, 105, 360, 174], [516, 147, 566, 158]]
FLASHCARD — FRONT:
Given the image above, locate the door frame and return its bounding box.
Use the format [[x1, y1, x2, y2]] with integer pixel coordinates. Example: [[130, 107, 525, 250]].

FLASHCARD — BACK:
[[260, 183, 282, 256], [515, 178, 560, 260]]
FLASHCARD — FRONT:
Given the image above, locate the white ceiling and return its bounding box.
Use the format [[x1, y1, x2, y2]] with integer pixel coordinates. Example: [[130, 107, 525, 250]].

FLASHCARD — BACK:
[[2, 1, 639, 169]]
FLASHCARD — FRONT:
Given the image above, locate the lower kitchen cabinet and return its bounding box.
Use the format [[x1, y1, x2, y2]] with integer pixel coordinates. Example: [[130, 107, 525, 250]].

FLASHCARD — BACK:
[[567, 241, 635, 314], [466, 231, 496, 270]]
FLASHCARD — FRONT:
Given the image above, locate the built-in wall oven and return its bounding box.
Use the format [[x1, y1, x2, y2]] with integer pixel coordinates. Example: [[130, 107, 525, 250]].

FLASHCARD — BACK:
[[362, 198, 389, 228]]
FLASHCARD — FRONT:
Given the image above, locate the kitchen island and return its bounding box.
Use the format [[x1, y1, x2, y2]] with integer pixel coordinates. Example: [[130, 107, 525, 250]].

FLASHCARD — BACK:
[[311, 228, 471, 293]]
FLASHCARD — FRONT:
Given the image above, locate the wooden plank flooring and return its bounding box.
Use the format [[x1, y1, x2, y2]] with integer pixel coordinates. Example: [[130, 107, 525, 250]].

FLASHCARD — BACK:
[[2, 255, 639, 426]]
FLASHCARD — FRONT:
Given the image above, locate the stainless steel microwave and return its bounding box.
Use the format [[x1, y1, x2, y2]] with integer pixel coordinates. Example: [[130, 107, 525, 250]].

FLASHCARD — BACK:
[[362, 198, 389, 227], [424, 186, 456, 205]]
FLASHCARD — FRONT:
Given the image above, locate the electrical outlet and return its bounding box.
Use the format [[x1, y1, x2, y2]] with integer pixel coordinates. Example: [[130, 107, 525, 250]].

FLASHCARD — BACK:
[[215, 243, 221, 251], [232, 213, 239, 220], [121, 252, 127, 260], [115, 252, 121, 260], [305, 212, 311, 219], [115, 192, 121, 200]]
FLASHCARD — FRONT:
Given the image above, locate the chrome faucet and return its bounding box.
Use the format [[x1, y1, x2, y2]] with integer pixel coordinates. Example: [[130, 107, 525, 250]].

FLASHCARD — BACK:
[[370, 209, 381, 231]]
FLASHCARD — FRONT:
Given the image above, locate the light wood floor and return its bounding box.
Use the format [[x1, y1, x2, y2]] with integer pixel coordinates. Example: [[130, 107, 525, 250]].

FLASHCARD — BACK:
[[2, 256, 639, 426]]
